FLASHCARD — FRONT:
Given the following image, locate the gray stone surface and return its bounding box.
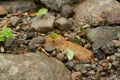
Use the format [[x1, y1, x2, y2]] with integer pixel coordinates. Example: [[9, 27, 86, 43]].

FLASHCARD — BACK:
[[41, 0, 70, 11], [0, 0, 36, 13], [0, 53, 71, 80], [74, 0, 120, 26], [30, 13, 55, 33], [85, 26, 120, 52]]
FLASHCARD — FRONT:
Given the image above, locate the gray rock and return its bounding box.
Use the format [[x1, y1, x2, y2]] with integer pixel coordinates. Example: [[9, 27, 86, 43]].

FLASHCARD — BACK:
[[0, 6, 7, 16], [85, 26, 120, 55], [0, 0, 36, 13], [115, 53, 120, 58], [29, 36, 45, 51], [61, 5, 74, 18], [71, 72, 82, 80], [30, 13, 55, 33], [44, 45, 56, 53], [0, 53, 71, 80], [41, 0, 70, 11], [109, 55, 116, 61], [10, 16, 20, 26], [74, 0, 120, 26], [55, 17, 72, 31]]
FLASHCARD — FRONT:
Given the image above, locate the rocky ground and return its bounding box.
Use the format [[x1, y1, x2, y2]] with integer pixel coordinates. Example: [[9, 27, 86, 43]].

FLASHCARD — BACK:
[[0, 0, 120, 80]]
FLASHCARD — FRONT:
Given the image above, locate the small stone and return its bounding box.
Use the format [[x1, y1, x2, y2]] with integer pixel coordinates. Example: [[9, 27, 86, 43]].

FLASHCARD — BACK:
[[102, 62, 108, 68], [112, 61, 119, 69], [44, 45, 56, 53], [29, 36, 45, 51], [81, 69, 88, 75], [84, 64, 91, 69], [26, 32, 35, 40], [71, 72, 82, 80], [65, 61, 76, 70], [30, 13, 55, 33], [74, 64, 84, 71], [61, 5, 74, 18], [87, 70, 95, 75], [0, 46, 5, 53], [10, 16, 20, 26], [56, 53, 65, 61], [109, 55, 116, 61], [115, 53, 120, 58], [55, 17, 72, 31]]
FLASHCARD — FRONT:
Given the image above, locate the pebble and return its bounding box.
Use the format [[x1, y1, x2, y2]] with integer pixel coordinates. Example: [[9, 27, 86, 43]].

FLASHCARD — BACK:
[[109, 55, 116, 61], [81, 69, 88, 75], [10, 16, 20, 26], [65, 61, 76, 71], [71, 71, 82, 80], [74, 64, 84, 71], [115, 53, 120, 58], [44, 45, 56, 53], [56, 53, 65, 61]]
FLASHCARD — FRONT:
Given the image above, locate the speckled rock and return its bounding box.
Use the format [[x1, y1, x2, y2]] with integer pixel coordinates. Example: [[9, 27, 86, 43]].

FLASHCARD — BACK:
[[0, 53, 71, 80], [40, 0, 70, 11], [30, 13, 55, 33], [86, 26, 120, 55], [0, 0, 36, 13], [74, 0, 120, 26]]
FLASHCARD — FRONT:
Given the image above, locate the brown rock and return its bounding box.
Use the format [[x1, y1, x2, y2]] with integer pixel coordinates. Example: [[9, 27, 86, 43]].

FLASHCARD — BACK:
[[71, 72, 82, 80], [74, 0, 120, 26], [44, 35, 94, 62], [0, 6, 7, 16]]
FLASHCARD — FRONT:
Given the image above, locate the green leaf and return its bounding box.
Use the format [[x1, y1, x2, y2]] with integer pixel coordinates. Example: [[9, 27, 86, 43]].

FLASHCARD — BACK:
[[0, 26, 13, 42], [36, 8, 48, 16], [48, 32, 58, 42], [66, 48, 74, 61]]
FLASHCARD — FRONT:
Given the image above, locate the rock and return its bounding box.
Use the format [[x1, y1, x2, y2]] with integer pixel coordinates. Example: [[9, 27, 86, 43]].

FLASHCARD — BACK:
[[113, 40, 120, 47], [55, 17, 72, 31], [74, 64, 84, 71], [65, 61, 76, 70], [74, 0, 120, 26], [0, 53, 71, 80], [26, 32, 35, 40], [109, 55, 116, 61], [30, 13, 55, 33], [44, 45, 56, 53], [10, 16, 20, 26], [115, 53, 120, 58], [40, 0, 70, 11], [71, 72, 82, 80], [61, 5, 74, 18], [0, 0, 36, 13], [44, 35, 94, 62], [56, 53, 66, 61], [0, 6, 7, 16], [85, 26, 120, 55], [29, 36, 45, 51]]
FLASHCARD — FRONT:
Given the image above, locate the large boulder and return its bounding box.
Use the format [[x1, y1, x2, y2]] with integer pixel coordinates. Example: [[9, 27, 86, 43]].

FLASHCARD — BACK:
[[74, 0, 120, 26], [41, 0, 70, 11], [0, 53, 71, 80], [85, 26, 120, 56], [0, 0, 36, 13]]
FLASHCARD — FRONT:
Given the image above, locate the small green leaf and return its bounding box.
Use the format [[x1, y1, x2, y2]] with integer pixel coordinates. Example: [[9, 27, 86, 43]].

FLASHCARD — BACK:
[[0, 26, 13, 42], [48, 32, 58, 42], [36, 8, 48, 16], [36, 50, 42, 54], [66, 48, 74, 61]]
